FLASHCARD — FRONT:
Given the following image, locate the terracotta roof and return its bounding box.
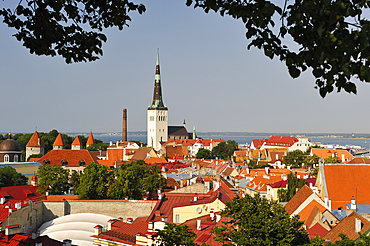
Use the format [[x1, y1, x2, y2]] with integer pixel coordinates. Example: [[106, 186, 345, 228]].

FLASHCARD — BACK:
[[147, 184, 235, 223], [323, 212, 370, 242], [298, 201, 326, 227], [324, 164, 370, 209], [285, 185, 313, 215], [71, 136, 82, 146], [347, 157, 370, 164], [265, 136, 298, 147], [86, 131, 94, 146], [53, 133, 64, 146], [145, 157, 168, 165], [26, 131, 44, 147], [311, 148, 354, 162], [44, 195, 78, 201], [130, 147, 154, 161], [251, 139, 266, 150], [180, 214, 223, 246], [92, 220, 148, 245], [306, 222, 329, 239], [37, 150, 100, 167], [0, 185, 43, 225]]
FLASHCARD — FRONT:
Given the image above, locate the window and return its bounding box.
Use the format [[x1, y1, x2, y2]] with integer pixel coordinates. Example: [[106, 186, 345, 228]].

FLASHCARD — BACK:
[[14, 155, 18, 162], [150, 116, 154, 121], [4, 155, 9, 163], [175, 214, 180, 223]]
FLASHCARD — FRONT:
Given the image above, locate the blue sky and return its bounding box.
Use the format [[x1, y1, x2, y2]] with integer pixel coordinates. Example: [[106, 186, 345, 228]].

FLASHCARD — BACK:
[[1, 1, 370, 134]]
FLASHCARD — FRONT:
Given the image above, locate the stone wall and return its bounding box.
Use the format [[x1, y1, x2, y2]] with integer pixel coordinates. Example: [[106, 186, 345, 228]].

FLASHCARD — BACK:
[[3, 200, 43, 235], [42, 199, 157, 223]]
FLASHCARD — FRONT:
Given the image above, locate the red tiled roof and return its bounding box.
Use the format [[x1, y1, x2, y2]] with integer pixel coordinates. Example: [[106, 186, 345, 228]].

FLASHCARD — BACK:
[[312, 149, 354, 162], [145, 157, 168, 165], [0, 185, 43, 225], [53, 133, 64, 146], [26, 131, 44, 147], [71, 136, 82, 146], [306, 222, 329, 239], [323, 212, 370, 242], [324, 164, 370, 209], [147, 184, 235, 224], [86, 131, 94, 146], [251, 139, 266, 150], [265, 136, 298, 147], [347, 157, 370, 164], [92, 220, 148, 245], [285, 185, 313, 215], [37, 150, 100, 167]]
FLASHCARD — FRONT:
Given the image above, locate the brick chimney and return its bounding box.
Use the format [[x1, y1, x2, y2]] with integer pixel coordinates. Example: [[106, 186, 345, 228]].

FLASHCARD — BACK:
[[123, 109, 127, 141]]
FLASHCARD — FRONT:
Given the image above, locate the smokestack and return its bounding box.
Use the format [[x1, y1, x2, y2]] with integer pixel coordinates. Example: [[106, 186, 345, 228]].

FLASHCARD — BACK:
[[123, 109, 127, 141]]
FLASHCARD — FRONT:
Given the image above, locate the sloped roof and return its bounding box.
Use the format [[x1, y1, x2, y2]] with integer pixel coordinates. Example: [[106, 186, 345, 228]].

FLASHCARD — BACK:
[[53, 133, 64, 146], [0, 185, 43, 224], [145, 157, 168, 165], [285, 185, 313, 215], [86, 132, 94, 146], [323, 212, 370, 242], [37, 150, 100, 167], [347, 157, 370, 164], [26, 131, 45, 147], [92, 220, 148, 245], [324, 164, 370, 209], [147, 183, 235, 223], [306, 222, 329, 239], [71, 136, 82, 146], [311, 148, 354, 162], [265, 136, 298, 147], [168, 126, 188, 137], [130, 147, 153, 161], [251, 139, 266, 149]]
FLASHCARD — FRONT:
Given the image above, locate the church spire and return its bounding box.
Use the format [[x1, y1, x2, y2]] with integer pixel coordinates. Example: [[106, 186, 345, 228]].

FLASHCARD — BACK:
[[149, 48, 167, 110]]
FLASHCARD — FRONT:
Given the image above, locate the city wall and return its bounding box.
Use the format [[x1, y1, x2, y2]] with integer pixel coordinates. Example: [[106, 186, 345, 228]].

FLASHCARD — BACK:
[[42, 199, 157, 223]]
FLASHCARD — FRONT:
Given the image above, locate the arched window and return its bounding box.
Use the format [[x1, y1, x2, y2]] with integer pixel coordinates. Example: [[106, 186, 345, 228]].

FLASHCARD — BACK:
[[4, 154, 9, 163], [14, 155, 18, 162]]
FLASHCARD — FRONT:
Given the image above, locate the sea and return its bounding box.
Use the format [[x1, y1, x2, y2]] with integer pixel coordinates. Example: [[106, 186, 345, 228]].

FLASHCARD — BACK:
[[97, 134, 370, 150]]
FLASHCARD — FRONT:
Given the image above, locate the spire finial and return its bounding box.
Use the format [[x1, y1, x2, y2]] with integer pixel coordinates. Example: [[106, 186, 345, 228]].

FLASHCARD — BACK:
[[149, 48, 166, 110], [8, 129, 11, 139]]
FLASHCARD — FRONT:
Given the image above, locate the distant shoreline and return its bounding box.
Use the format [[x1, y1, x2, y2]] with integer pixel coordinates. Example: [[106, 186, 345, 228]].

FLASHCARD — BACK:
[[3, 131, 370, 139]]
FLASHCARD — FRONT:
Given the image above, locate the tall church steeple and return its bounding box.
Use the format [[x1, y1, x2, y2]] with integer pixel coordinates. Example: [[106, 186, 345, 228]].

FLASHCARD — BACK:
[[149, 48, 167, 110], [147, 48, 168, 151]]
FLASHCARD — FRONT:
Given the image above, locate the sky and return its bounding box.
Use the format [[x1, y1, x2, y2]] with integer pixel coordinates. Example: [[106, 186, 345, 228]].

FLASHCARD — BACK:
[[1, 1, 370, 134]]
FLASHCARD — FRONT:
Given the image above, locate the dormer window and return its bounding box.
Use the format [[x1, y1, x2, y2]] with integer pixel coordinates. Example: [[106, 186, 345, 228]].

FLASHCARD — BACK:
[[61, 159, 68, 166], [78, 160, 85, 166], [43, 159, 50, 164]]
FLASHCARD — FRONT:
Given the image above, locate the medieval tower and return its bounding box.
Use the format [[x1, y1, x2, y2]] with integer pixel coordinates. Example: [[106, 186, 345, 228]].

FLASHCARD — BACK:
[[147, 49, 168, 151]]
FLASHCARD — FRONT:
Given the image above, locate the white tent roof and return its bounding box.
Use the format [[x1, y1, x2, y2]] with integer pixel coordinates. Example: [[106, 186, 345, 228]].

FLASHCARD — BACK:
[[39, 213, 113, 246]]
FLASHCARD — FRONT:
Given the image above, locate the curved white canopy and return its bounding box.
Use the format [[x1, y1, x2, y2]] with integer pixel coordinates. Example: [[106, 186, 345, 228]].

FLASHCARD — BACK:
[[39, 213, 113, 246]]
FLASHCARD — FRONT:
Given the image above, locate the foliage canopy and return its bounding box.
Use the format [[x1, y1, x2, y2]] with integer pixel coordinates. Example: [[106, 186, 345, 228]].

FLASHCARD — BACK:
[[213, 194, 310, 245], [37, 163, 70, 195], [0, 0, 145, 63], [0, 166, 28, 187]]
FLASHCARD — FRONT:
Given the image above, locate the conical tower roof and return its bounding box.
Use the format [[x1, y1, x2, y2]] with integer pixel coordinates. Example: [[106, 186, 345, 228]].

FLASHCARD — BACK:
[[72, 136, 82, 146], [148, 48, 167, 110], [53, 133, 65, 146], [26, 131, 44, 147], [86, 131, 94, 146]]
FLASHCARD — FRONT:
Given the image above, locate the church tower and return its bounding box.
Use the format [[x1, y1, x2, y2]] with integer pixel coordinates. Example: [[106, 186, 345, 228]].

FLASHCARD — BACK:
[[147, 49, 168, 151]]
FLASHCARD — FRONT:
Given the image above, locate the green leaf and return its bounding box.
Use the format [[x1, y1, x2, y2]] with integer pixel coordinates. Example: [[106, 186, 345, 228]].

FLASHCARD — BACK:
[[288, 66, 301, 78]]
